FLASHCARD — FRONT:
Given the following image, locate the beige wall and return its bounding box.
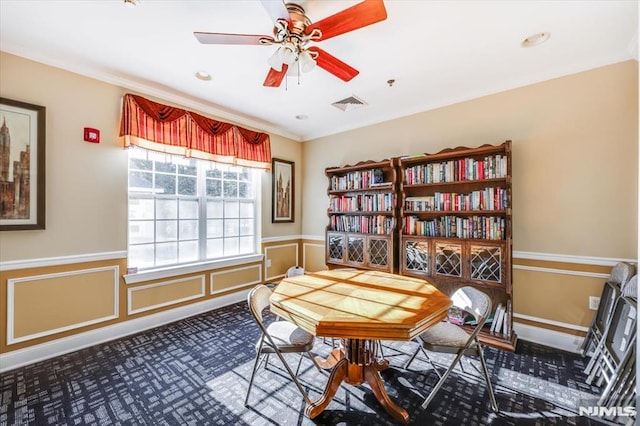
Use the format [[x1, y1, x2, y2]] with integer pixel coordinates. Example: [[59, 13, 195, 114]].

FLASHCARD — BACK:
[[0, 52, 302, 263], [300, 60, 638, 337], [0, 52, 301, 357], [0, 54, 127, 261], [301, 60, 638, 259], [262, 134, 303, 238]]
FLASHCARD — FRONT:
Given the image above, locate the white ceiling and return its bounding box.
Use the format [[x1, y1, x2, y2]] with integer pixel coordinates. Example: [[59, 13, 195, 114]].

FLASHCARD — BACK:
[[1, 1, 637, 142]]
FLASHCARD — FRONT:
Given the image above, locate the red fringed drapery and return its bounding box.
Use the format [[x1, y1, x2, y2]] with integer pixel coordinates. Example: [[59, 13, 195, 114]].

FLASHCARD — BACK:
[[119, 93, 271, 170]]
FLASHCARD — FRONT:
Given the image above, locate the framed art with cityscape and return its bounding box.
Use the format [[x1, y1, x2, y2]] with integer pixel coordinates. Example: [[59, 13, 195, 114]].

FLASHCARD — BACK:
[[0, 98, 46, 231], [272, 158, 294, 223]]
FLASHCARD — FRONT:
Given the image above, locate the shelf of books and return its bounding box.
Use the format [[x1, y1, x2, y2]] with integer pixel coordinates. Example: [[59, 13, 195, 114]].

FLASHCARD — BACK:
[[325, 159, 399, 273], [399, 141, 516, 351]]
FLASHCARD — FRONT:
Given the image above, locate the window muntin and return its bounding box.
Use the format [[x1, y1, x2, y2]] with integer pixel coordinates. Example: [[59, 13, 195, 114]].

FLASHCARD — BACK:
[[128, 148, 259, 269]]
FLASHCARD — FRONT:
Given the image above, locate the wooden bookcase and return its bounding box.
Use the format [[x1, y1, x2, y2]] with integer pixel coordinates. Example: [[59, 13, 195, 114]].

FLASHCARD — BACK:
[[325, 159, 399, 273], [398, 141, 515, 351], [324, 142, 515, 350]]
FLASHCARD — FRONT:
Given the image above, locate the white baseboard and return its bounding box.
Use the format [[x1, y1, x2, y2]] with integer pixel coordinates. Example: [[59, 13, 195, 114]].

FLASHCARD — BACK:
[[514, 322, 584, 353], [0, 289, 249, 373]]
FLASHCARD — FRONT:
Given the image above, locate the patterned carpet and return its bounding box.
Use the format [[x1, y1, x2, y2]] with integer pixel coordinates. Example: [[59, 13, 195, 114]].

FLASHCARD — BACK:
[[0, 301, 624, 425]]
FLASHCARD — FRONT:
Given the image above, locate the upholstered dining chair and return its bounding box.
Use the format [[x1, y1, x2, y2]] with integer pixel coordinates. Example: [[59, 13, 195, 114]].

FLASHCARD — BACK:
[[405, 286, 498, 412], [244, 284, 319, 407]]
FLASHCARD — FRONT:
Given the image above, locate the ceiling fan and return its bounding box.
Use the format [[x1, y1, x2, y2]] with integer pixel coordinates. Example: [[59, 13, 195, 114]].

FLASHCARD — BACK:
[[194, 0, 387, 87]]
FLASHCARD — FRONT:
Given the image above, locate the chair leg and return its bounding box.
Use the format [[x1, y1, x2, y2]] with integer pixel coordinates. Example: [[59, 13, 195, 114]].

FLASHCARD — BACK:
[[405, 343, 442, 378], [580, 329, 594, 356], [295, 352, 304, 376], [244, 351, 264, 406], [322, 337, 338, 348], [421, 348, 467, 410], [377, 340, 385, 359], [404, 345, 421, 370], [478, 344, 498, 412], [307, 351, 322, 372], [271, 348, 312, 405]]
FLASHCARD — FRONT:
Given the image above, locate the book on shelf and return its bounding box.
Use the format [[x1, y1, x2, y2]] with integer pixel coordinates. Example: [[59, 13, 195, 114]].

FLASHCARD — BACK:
[[370, 181, 392, 187], [505, 300, 512, 337], [490, 303, 503, 333], [372, 168, 385, 184], [503, 304, 509, 335]]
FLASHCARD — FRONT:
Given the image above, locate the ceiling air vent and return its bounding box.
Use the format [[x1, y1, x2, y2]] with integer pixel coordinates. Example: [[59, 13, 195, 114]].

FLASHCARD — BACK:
[[331, 95, 367, 112]]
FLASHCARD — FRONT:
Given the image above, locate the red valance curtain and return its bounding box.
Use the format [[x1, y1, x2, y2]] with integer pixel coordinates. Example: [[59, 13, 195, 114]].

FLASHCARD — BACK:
[[119, 93, 271, 170]]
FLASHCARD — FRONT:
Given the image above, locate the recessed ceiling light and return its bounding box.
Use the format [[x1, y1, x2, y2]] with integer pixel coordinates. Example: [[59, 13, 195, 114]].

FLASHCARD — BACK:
[[522, 32, 551, 47], [295, 114, 309, 120], [195, 71, 212, 81]]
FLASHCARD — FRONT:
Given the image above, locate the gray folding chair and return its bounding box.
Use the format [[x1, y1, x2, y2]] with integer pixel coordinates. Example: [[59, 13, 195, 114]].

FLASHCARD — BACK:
[[621, 275, 637, 299], [244, 284, 319, 406], [586, 296, 636, 407], [582, 262, 635, 359], [582, 281, 621, 361], [405, 286, 498, 412], [286, 265, 305, 278]]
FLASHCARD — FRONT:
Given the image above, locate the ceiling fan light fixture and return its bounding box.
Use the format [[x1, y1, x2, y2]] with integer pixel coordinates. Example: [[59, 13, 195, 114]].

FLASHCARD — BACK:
[[280, 41, 297, 65], [299, 50, 316, 73], [268, 48, 284, 71]]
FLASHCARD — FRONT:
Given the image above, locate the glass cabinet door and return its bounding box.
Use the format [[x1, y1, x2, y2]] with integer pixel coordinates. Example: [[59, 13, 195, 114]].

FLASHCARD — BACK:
[[327, 233, 345, 262], [368, 237, 389, 268], [470, 244, 502, 283], [435, 242, 462, 277], [347, 235, 365, 265], [404, 239, 429, 274]]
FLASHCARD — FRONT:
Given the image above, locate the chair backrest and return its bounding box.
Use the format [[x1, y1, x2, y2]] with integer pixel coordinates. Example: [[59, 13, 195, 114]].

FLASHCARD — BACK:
[[610, 262, 635, 286], [286, 266, 304, 278], [247, 284, 272, 329], [605, 296, 637, 363], [621, 275, 637, 299], [451, 286, 492, 327], [595, 281, 622, 332]]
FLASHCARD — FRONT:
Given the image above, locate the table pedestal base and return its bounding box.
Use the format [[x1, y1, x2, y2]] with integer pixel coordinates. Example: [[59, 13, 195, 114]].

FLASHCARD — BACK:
[[306, 339, 408, 424]]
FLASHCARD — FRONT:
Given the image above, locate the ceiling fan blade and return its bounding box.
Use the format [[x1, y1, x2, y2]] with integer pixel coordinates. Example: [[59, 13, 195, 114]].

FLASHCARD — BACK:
[[260, 0, 289, 25], [308, 47, 359, 82], [263, 65, 289, 87], [306, 0, 387, 41], [194, 32, 274, 45]]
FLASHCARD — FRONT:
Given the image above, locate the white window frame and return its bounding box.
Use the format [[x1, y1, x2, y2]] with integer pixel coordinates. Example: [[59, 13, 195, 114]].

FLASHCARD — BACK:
[[126, 148, 262, 277]]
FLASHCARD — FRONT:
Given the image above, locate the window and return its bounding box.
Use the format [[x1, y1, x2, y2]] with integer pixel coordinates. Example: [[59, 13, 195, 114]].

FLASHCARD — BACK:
[[128, 147, 260, 269]]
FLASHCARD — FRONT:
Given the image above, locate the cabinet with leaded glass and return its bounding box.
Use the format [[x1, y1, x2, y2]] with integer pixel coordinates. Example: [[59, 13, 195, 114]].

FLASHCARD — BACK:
[[325, 158, 399, 272], [398, 141, 515, 351]]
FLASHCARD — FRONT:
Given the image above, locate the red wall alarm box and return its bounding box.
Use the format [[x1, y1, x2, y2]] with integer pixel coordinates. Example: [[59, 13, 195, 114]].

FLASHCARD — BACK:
[[84, 127, 100, 143]]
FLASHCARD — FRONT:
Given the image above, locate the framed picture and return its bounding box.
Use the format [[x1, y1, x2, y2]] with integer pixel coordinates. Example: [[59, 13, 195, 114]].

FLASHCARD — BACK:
[[0, 98, 46, 230], [272, 158, 294, 223]]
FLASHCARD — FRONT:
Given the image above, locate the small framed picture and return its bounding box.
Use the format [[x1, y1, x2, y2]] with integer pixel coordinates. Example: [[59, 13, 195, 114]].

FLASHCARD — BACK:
[[272, 158, 294, 223], [0, 97, 46, 231]]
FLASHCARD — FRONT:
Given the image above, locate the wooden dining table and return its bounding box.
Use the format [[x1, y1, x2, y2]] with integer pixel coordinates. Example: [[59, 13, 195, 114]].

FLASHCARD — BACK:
[[269, 269, 452, 423]]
